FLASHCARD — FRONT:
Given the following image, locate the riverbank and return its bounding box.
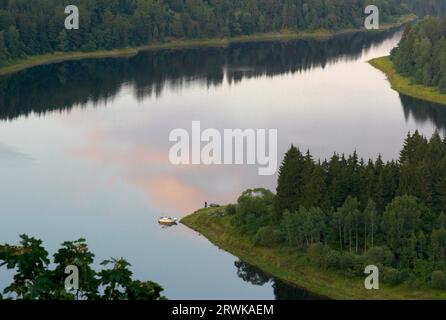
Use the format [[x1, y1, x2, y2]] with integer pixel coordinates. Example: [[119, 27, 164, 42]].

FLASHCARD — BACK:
[[0, 15, 416, 76], [369, 56, 446, 106], [182, 207, 446, 300]]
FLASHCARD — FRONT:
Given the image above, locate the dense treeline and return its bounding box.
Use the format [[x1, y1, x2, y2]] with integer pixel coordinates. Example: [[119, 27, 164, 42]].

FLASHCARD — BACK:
[[230, 131, 446, 289], [391, 16, 446, 93], [0, 0, 406, 65], [399, 0, 446, 16]]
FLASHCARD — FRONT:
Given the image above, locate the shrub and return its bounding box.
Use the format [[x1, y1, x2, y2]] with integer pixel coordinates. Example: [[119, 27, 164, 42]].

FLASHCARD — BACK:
[[382, 267, 404, 286], [364, 246, 394, 266], [325, 250, 342, 270], [431, 271, 446, 290], [253, 226, 282, 247], [308, 243, 330, 268], [406, 273, 422, 289], [351, 254, 366, 277], [226, 204, 237, 216], [232, 188, 275, 236], [338, 252, 355, 272], [413, 259, 434, 285]]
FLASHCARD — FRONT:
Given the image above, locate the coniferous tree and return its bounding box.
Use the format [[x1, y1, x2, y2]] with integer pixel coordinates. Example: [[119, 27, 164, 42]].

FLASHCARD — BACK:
[[302, 161, 326, 209], [275, 145, 304, 218], [239, 130, 446, 287], [0, 0, 407, 62], [57, 30, 69, 52], [392, 16, 446, 92]]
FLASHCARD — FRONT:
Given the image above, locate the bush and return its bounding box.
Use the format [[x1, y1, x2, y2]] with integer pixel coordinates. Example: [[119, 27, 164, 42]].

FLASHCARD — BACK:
[[339, 252, 355, 272], [382, 267, 404, 286], [331, 251, 366, 276], [307, 243, 333, 269], [431, 271, 446, 290], [226, 204, 237, 216], [351, 254, 366, 277], [253, 226, 282, 247], [325, 250, 342, 270], [364, 246, 394, 266], [232, 188, 275, 236], [406, 273, 422, 289], [413, 259, 434, 285]]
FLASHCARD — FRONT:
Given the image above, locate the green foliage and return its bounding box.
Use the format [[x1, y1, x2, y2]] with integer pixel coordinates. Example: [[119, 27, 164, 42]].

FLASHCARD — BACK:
[[281, 207, 325, 248], [225, 204, 237, 216], [0, 31, 7, 65], [0, 1, 406, 61], [431, 270, 446, 289], [253, 226, 282, 247], [52, 239, 99, 299], [382, 195, 423, 266], [363, 246, 394, 266], [275, 145, 305, 217], [0, 235, 50, 299], [431, 227, 446, 265], [392, 16, 446, 93], [232, 188, 274, 235], [307, 243, 331, 269], [382, 267, 404, 286], [127, 280, 165, 300], [57, 30, 69, 52], [0, 235, 165, 300], [99, 258, 163, 300], [325, 249, 343, 270], [401, 0, 446, 17], [251, 131, 446, 289]]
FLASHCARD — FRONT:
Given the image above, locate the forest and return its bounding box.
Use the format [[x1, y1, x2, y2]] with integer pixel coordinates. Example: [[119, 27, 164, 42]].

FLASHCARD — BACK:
[[399, 0, 446, 16], [0, 0, 407, 66], [391, 16, 446, 92], [228, 131, 446, 290]]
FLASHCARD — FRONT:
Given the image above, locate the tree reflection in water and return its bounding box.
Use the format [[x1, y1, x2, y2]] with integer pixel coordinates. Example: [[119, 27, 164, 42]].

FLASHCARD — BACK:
[[0, 28, 401, 121], [234, 260, 323, 300], [400, 94, 446, 132]]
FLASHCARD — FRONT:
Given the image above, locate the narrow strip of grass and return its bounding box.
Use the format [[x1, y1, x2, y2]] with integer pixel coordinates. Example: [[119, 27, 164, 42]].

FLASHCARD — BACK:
[[0, 15, 416, 76], [369, 56, 446, 106], [0, 49, 139, 76], [181, 208, 446, 300]]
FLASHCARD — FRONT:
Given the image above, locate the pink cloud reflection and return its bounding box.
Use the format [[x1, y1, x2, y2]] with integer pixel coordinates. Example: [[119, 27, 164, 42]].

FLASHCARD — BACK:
[[133, 177, 207, 215], [74, 133, 211, 214]]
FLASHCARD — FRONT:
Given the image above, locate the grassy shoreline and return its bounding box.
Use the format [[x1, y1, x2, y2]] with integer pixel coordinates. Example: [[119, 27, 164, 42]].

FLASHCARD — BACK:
[[369, 56, 446, 106], [181, 207, 446, 300], [0, 15, 416, 76]]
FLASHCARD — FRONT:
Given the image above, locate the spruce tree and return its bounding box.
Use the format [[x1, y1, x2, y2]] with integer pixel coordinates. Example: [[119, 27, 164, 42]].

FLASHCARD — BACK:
[[302, 162, 326, 209], [275, 145, 304, 219]]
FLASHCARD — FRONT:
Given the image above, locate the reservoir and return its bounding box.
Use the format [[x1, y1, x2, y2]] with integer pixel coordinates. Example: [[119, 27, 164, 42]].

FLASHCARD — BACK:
[[0, 28, 443, 299]]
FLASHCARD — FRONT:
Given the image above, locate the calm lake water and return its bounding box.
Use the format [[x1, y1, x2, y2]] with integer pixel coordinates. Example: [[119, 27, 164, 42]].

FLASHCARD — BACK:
[[1, 28, 445, 299]]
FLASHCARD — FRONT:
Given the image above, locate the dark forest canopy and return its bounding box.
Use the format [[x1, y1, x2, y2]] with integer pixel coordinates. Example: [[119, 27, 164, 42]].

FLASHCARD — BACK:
[[391, 16, 446, 92], [275, 130, 446, 217], [230, 131, 446, 289], [0, 0, 407, 65], [399, 0, 446, 17]]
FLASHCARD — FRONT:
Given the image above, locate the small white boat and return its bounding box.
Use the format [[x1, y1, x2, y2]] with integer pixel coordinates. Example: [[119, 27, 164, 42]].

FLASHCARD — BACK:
[[158, 217, 178, 225]]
